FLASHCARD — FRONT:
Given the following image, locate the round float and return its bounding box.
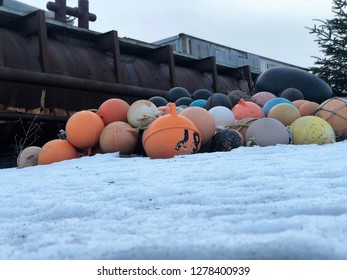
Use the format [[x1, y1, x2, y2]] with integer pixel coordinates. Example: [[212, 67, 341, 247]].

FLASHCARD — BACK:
[[191, 89, 213, 100], [166, 87, 191, 102], [98, 98, 130, 126], [205, 93, 233, 110], [127, 100, 161, 128], [142, 103, 201, 159], [149, 96, 168, 107], [38, 139, 80, 165], [99, 121, 138, 154], [314, 97, 347, 140], [267, 103, 301, 126], [232, 99, 264, 120], [208, 106, 235, 128], [289, 116, 336, 144], [180, 106, 216, 145], [279, 87, 304, 101], [245, 118, 291, 147], [251, 91, 277, 107], [262, 97, 292, 116], [17, 146, 41, 168], [210, 129, 243, 152], [65, 110, 105, 152]]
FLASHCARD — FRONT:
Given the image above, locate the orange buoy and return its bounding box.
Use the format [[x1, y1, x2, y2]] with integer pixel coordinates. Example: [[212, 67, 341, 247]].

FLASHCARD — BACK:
[[232, 99, 265, 120], [314, 97, 347, 140], [142, 103, 201, 159], [99, 121, 138, 154], [65, 110, 105, 152], [180, 106, 216, 145], [158, 103, 174, 115], [98, 98, 130, 126], [17, 146, 41, 168], [298, 101, 320, 116], [292, 99, 308, 109], [38, 139, 80, 165]]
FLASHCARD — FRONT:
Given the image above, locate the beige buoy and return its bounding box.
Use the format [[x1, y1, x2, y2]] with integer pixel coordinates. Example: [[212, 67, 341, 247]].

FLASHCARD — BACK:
[[245, 118, 291, 147], [17, 146, 42, 168], [268, 103, 301, 126], [99, 121, 138, 154], [127, 100, 162, 128], [180, 106, 216, 145]]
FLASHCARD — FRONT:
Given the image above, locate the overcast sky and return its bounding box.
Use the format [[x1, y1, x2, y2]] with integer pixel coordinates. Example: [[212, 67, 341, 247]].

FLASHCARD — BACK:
[[16, 0, 335, 68]]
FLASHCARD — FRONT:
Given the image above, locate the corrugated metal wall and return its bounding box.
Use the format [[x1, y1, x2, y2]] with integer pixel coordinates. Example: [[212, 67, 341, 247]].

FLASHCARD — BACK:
[[154, 33, 301, 75]]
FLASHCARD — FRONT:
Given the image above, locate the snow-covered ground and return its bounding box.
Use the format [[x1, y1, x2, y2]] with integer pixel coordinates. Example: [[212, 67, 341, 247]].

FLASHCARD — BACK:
[[0, 141, 347, 260]]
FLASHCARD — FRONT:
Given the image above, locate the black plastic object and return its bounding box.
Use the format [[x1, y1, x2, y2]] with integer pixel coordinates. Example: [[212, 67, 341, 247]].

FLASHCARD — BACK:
[[254, 66, 333, 103], [149, 96, 168, 107], [175, 97, 193, 107], [210, 129, 243, 152], [227, 89, 250, 106], [279, 87, 304, 101], [205, 93, 233, 110], [166, 87, 191, 102], [191, 89, 213, 100]]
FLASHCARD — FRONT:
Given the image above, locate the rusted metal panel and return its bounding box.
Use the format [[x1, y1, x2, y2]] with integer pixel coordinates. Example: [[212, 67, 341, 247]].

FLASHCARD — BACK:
[[97, 30, 122, 83], [142, 45, 177, 88], [0, 67, 170, 106], [0, 3, 253, 165]]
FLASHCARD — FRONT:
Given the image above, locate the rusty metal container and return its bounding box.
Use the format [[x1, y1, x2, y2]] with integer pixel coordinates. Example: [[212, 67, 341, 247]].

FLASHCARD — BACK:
[[0, 1, 253, 167]]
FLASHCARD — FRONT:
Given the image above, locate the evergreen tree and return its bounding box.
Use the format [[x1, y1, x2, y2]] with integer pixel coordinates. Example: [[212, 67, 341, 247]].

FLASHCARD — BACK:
[[308, 0, 347, 96]]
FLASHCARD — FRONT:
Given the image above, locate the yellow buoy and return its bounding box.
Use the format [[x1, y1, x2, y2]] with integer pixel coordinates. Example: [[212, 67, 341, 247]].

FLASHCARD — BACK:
[[289, 116, 336, 144]]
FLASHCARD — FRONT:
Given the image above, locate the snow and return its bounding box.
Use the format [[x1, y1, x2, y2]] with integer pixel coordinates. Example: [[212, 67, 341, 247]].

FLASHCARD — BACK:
[[0, 141, 347, 260]]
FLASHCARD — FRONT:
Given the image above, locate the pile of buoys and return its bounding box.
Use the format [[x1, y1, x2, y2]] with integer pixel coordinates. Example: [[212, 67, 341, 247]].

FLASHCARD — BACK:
[[20, 98, 136, 167], [17, 78, 346, 168]]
